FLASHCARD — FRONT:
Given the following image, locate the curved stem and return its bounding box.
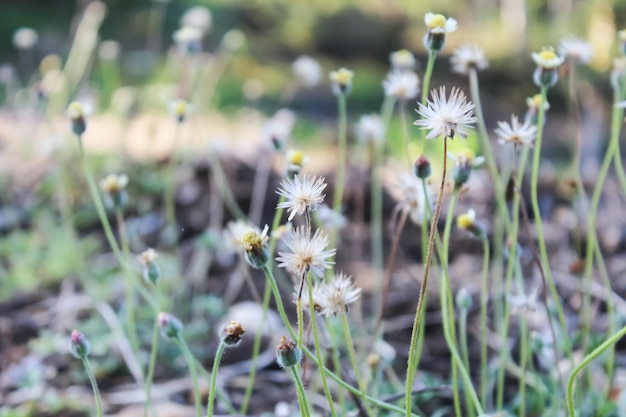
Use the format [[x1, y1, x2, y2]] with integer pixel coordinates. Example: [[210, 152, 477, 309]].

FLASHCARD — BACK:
[[207, 342, 226, 417], [458, 308, 474, 417], [82, 357, 104, 417], [406, 138, 448, 417], [479, 236, 490, 409], [144, 289, 162, 417], [174, 337, 203, 417], [290, 366, 312, 417]]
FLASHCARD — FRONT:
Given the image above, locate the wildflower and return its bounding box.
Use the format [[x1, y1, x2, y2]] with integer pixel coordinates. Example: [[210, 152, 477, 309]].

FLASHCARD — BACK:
[[508, 287, 540, 316], [450, 44, 489, 75], [99, 173, 129, 210], [292, 56, 322, 88], [12, 28, 38, 50], [220, 321, 245, 347], [495, 115, 537, 147], [316, 273, 362, 317], [457, 208, 485, 237], [138, 248, 161, 284], [295, 282, 325, 313], [355, 114, 385, 145], [276, 336, 301, 368], [315, 203, 347, 231], [414, 154, 432, 179], [414, 87, 476, 140], [276, 227, 335, 278], [167, 99, 193, 123], [390, 49, 417, 72], [423, 12, 457, 52], [238, 225, 270, 269], [448, 149, 484, 188], [558, 37, 592, 65], [525, 94, 550, 125], [277, 175, 327, 221], [329, 67, 354, 96], [158, 312, 183, 339], [285, 149, 309, 179], [181, 6, 212, 34], [531, 47, 564, 88], [173, 26, 203, 54], [67, 101, 91, 136], [455, 288, 473, 310], [263, 109, 296, 150], [396, 172, 432, 225], [383, 70, 420, 101], [70, 330, 90, 359]]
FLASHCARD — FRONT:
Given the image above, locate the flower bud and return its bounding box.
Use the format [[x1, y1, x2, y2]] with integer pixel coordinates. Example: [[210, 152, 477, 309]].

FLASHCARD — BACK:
[[240, 226, 270, 269], [414, 154, 431, 179], [99, 173, 129, 210], [423, 13, 457, 52], [455, 288, 473, 310], [158, 312, 183, 339], [531, 48, 564, 88], [67, 101, 88, 136], [220, 321, 245, 347], [276, 336, 301, 368], [138, 248, 160, 285], [70, 329, 91, 359], [329, 68, 354, 96], [457, 208, 485, 238]]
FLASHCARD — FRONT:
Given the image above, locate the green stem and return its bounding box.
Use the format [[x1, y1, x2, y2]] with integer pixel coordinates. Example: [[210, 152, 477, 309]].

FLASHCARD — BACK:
[[82, 357, 104, 417], [529, 85, 573, 361], [308, 273, 337, 416], [406, 139, 447, 417], [290, 366, 312, 417], [421, 50, 437, 106], [144, 312, 161, 417], [515, 259, 528, 417], [567, 323, 626, 417], [458, 308, 474, 417], [207, 342, 226, 417], [174, 337, 203, 417], [341, 314, 374, 417], [479, 236, 490, 410], [399, 100, 412, 167], [330, 93, 348, 256]]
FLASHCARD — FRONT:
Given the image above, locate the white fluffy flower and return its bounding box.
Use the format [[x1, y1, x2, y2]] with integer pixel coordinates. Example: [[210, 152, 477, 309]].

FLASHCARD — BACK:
[[414, 87, 476, 140], [355, 114, 385, 144], [316, 273, 362, 317], [276, 228, 335, 278], [424, 12, 457, 34], [450, 44, 489, 75], [495, 115, 538, 147], [383, 71, 420, 100], [292, 56, 322, 88], [181, 6, 212, 34], [558, 38, 592, 65], [396, 173, 432, 225], [277, 175, 327, 221], [263, 109, 296, 150]]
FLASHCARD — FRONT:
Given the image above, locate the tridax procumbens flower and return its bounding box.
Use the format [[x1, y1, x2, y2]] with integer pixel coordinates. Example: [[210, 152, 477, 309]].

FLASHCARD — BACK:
[[531, 47, 565, 87], [285, 149, 309, 179], [277, 174, 327, 221], [383, 70, 420, 101], [276, 336, 301, 368], [67, 101, 92, 136], [457, 208, 485, 237], [558, 37, 593, 65], [526, 93, 550, 125], [99, 173, 129, 209], [395, 172, 432, 225], [495, 115, 538, 147], [423, 12, 457, 52], [167, 98, 193, 123], [448, 148, 484, 188], [355, 114, 385, 145], [292, 55, 322, 88], [316, 272, 362, 317], [138, 248, 160, 284], [238, 225, 270, 269], [414, 86, 476, 140], [276, 227, 335, 278], [389, 49, 417, 72], [329, 67, 354, 96], [450, 44, 489, 75]]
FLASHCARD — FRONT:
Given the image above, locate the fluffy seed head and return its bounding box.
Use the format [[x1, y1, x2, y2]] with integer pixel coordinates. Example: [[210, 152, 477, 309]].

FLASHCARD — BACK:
[[495, 115, 537, 147], [316, 272, 362, 317], [276, 228, 335, 278], [356, 114, 385, 145], [383, 71, 420, 100], [558, 38, 592, 64], [450, 44, 489, 75], [292, 55, 322, 88], [414, 87, 476, 140], [277, 175, 327, 221]]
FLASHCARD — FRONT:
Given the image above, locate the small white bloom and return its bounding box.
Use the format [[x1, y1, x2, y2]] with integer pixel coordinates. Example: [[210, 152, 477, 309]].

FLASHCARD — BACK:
[[276, 228, 336, 278], [414, 87, 477, 140], [181, 6, 212, 34], [383, 70, 420, 100], [389, 49, 417, 71], [329, 68, 354, 96], [13, 28, 38, 50], [424, 12, 457, 34], [495, 115, 537, 147], [355, 114, 385, 144], [396, 173, 432, 225], [66, 101, 92, 119], [447, 148, 485, 168], [263, 109, 296, 150], [316, 272, 362, 317], [138, 248, 158, 266], [237, 225, 270, 252], [295, 282, 325, 313], [167, 98, 193, 122], [315, 203, 347, 231], [277, 175, 327, 221], [526, 94, 551, 112], [508, 287, 540, 316], [292, 56, 322, 88], [531, 47, 565, 69], [558, 38, 592, 65], [173, 26, 203, 53], [99, 173, 129, 194], [450, 44, 489, 75]]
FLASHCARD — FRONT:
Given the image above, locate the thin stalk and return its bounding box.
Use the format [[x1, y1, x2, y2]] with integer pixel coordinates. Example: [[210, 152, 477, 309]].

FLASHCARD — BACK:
[[567, 323, 626, 417], [82, 357, 104, 417], [514, 259, 528, 417], [341, 314, 374, 417], [325, 317, 347, 414], [308, 273, 337, 417], [207, 151, 247, 220], [330, 93, 348, 257], [458, 307, 474, 417], [479, 236, 490, 410], [529, 85, 573, 359], [164, 123, 181, 243], [174, 337, 203, 417], [406, 138, 448, 417], [144, 287, 163, 417], [207, 342, 226, 417], [421, 50, 437, 106], [290, 366, 312, 417], [399, 100, 412, 167]]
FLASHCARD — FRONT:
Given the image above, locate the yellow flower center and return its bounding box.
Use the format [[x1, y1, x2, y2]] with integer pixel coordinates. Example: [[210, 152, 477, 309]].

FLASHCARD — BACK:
[[539, 49, 557, 61], [241, 229, 267, 251], [457, 213, 474, 230], [333, 68, 353, 85], [288, 150, 305, 166], [175, 101, 188, 116], [67, 102, 84, 118], [531, 94, 543, 107], [460, 148, 476, 161], [429, 14, 447, 29]]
